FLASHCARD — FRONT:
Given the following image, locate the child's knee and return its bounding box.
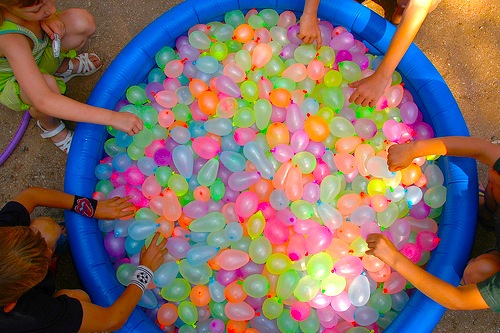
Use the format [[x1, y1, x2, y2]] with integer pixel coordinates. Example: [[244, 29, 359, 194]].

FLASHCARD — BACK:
[[463, 251, 500, 285], [30, 217, 61, 252], [62, 8, 96, 37], [73, 9, 96, 36], [40, 74, 62, 94]]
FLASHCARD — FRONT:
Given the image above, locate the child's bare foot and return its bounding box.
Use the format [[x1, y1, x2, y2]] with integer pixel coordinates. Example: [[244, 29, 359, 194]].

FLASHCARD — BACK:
[[55, 52, 102, 83]]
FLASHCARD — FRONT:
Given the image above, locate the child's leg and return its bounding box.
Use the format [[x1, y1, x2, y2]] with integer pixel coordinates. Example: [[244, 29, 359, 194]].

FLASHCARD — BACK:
[[57, 8, 96, 53], [19, 74, 71, 149], [54, 9, 101, 77], [30, 217, 62, 254]]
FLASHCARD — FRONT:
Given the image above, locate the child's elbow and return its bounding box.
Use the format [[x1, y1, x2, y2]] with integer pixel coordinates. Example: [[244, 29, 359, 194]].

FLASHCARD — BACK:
[[95, 308, 130, 332], [443, 289, 482, 311], [446, 302, 470, 311], [106, 315, 129, 331]]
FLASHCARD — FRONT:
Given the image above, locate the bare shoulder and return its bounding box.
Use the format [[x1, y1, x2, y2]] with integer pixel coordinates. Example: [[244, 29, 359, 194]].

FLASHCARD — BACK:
[[0, 32, 34, 58]]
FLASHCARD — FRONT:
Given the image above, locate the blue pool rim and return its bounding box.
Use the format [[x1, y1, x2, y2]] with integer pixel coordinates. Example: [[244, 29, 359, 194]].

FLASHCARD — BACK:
[[64, 0, 478, 332]]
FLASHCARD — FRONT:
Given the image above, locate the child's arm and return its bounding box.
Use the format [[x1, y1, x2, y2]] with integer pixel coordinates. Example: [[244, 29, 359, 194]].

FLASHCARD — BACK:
[[365, 233, 490, 310], [349, 0, 435, 107], [78, 233, 167, 333], [12, 187, 135, 220], [387, 136, 500, 171], [298, 0, 322, 47], [0, 34, 143, 136]]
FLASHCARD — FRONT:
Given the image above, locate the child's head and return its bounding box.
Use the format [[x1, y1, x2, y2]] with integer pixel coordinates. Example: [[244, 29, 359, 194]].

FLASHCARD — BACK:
[[0, 226, 51, 306], [0, 0, 42, 11], [462, 250, 500, 285], [0, 1, 54, 23]]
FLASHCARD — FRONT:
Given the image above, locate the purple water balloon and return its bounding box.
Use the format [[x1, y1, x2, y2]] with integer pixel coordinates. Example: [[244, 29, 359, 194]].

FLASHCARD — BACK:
[[104, 232, 126, 258], [153, 148, 172, 166]]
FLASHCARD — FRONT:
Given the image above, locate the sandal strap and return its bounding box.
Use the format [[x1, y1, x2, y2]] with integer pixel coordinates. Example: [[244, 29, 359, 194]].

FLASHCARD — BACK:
[[56, 58, 74, 79], [55, 130, 74, 154], [37, 120, 66, 138], [54, 53, 101, 83], [76, 53, 98, 74]]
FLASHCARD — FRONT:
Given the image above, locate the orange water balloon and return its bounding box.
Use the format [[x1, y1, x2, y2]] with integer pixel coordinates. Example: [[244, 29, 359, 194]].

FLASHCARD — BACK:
[[335, 136, 362, 154], [188, 78, 208, 98], [198, 90, 219, 116], [370, 194, 389, 212], [269, 88, 292, 108], [193, 185, 211, 202], [225, 280, 247, 303], [249, 178, 273, 202], [252, 43, 273, 68], [304, 115, 329, 142], [226, 320, 248, 333], [336, 193, 362, 216], [266, 122, 290, 148], [190, 285, 211, 307], [234, 23, 254, 43], [401, 163, 422, 186]]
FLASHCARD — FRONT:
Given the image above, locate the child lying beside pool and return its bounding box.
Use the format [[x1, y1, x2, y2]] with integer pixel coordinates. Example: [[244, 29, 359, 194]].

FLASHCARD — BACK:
[[0, 187, 167, 332]]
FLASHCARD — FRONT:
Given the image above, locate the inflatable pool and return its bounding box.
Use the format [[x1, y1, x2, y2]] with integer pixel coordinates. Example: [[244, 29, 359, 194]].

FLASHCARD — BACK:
[[64, 0, 478, 332]]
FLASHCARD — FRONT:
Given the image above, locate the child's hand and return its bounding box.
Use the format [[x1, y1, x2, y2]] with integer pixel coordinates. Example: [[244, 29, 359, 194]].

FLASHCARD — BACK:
[[112, 113, 144, 136], [387, 143, 415, 171], [41, 14, 65, 40], [348, 72, 390, 107], [298, 13, 322, 47], [365, 233, 399, 267], [95, 196, 136, 220], [139, 233, 168, 272]]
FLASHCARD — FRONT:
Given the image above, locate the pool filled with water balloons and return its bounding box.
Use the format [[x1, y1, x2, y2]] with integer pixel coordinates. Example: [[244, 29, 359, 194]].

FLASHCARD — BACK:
[[90, 8, 450, 332]]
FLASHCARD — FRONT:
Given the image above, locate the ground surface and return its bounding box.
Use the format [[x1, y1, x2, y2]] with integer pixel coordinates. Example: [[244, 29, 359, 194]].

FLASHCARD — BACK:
[[0, 0, 498, 331]]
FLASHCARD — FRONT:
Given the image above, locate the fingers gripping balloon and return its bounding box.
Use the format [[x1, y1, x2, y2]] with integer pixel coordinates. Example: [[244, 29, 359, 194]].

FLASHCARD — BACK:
[[95, 8, 445, 332]]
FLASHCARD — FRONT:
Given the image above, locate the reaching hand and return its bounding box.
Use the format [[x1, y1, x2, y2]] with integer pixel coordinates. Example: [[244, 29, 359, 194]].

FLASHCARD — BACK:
[[365, 233, 399, 267], [298, 13, 322, 47], [348, 71, 390, 107], [387, 143, 416, 171], [139, 233, 168, 272], [112, 112, 144, 136], [94, 196, 136, 220]]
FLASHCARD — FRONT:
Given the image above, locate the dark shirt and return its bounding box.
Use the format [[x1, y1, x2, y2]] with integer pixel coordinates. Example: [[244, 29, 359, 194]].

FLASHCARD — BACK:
[[477, 271, 500, 313], [0, 201, 83, 332]]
